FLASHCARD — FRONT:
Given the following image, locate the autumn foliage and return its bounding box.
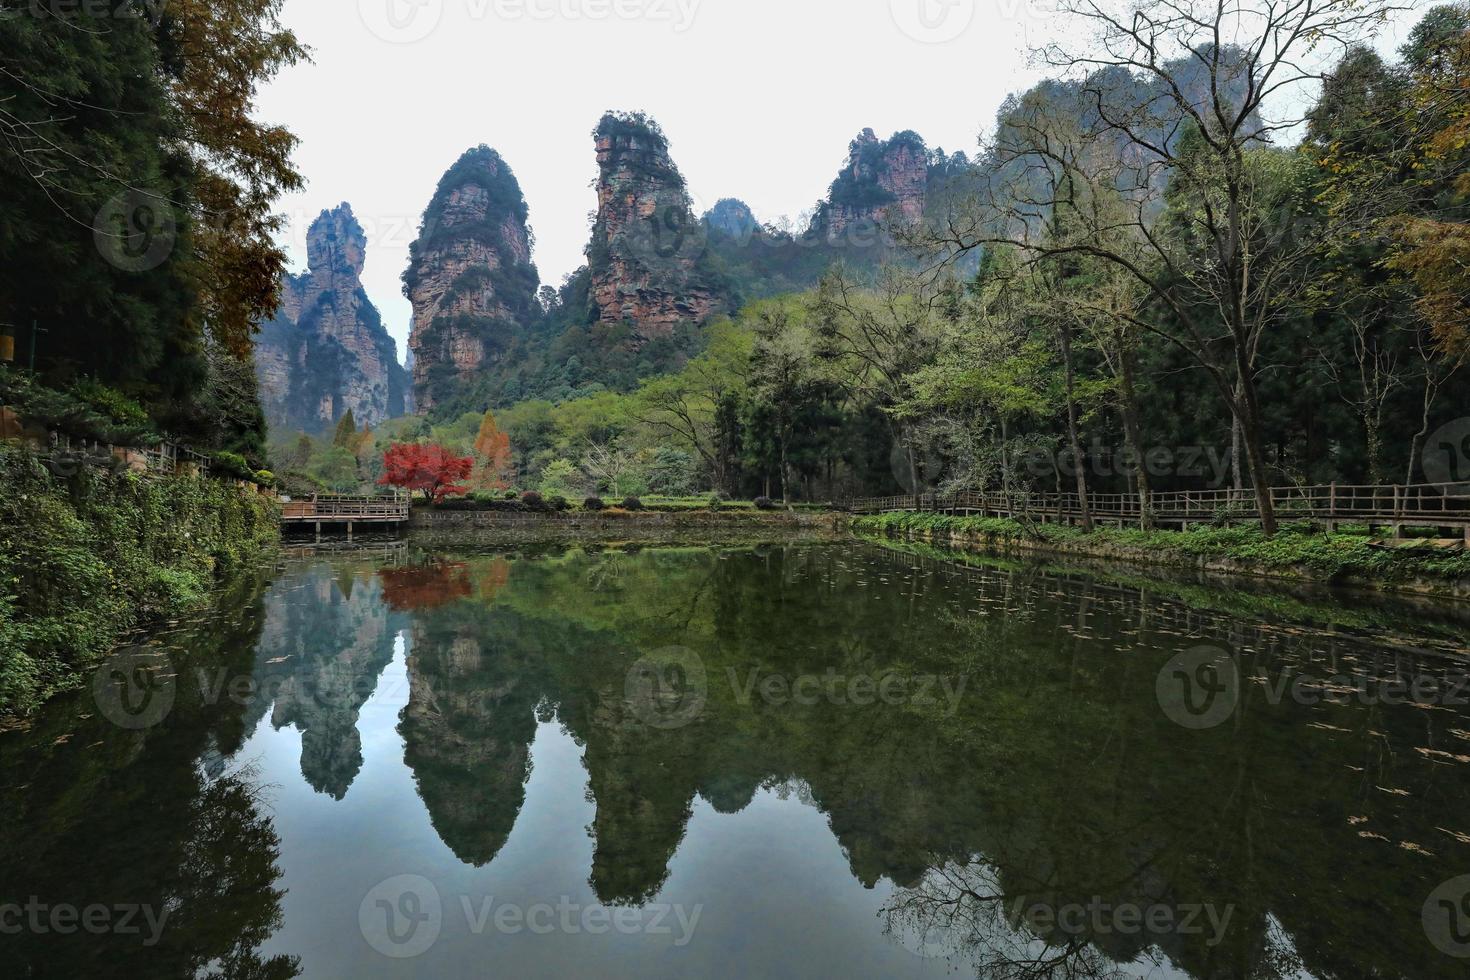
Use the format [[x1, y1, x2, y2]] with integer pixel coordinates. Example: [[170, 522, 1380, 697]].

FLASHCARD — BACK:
[[472, 410, 515, 490], [378, 443, 472, 503]]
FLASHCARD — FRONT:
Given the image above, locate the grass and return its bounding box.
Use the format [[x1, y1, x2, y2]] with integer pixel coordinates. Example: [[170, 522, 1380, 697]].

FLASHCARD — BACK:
[[851, 511, 1470, 584]]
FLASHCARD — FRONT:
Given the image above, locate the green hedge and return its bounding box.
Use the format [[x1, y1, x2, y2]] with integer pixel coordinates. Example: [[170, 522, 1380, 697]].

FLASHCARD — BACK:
[[0, 447, 279, 717]]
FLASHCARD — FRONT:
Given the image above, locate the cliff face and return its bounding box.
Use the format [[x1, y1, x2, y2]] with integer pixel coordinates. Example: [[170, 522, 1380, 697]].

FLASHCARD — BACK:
[[254, 204, 408, 432], [405, 146, 539, 414], [587, 113, 719, 341], [813, 128, 930, 240]]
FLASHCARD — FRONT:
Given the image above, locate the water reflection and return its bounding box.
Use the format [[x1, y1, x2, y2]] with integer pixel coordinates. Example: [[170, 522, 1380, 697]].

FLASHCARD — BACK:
[[2, 542, 1468, 978]]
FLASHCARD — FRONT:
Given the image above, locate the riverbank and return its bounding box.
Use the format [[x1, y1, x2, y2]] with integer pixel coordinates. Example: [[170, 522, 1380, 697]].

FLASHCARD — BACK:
[[0, 447, 279, 718], [852, 512, 1470, 602]]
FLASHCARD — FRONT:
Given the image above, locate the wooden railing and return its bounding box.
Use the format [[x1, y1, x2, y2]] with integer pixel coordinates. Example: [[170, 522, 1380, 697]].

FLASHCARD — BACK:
[[844, 483, 1470, 527], [279, 493, 411, 523]]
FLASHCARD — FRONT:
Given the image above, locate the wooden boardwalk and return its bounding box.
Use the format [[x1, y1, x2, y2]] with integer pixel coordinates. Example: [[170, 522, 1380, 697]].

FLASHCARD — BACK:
[[279, 494, 411, 539], [845, 484, 1470, 542]]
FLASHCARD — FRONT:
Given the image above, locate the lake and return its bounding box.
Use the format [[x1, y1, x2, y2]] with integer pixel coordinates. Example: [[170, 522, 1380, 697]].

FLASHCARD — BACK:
[[4, 539, 1470, 978]]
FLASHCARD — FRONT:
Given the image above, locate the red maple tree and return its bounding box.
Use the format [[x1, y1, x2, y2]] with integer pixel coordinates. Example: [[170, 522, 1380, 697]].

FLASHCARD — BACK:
[[378, 443, 472, 503]]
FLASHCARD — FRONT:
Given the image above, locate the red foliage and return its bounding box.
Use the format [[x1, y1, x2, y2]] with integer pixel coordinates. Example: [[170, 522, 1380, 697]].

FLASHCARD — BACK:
[[378, 443, 472, 503], [377, 561, 472, 611]]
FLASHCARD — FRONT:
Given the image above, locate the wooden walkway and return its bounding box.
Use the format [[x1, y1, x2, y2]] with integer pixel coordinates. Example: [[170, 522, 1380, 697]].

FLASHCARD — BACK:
[[279, 494, 411, 539], [845, 484, 1470, 542]]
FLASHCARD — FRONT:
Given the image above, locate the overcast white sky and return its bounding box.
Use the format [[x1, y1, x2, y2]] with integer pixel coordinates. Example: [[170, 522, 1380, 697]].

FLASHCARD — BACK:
[[256, 0, 1426, 363]]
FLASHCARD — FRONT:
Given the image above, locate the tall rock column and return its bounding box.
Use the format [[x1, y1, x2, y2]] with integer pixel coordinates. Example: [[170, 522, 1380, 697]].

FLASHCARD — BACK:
[[254, 203, 408, 432], [813, 128, 930, 240], [587, 112, 718, 341], [404, 146, 539, 414]]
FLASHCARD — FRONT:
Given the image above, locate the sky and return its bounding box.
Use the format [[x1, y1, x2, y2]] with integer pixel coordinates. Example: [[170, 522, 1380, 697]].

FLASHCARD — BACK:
[[256, 0, 1428, 364]]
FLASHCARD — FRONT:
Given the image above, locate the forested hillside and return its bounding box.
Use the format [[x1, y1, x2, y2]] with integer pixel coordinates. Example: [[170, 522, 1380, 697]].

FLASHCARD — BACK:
[[1, 0, 303, 466]]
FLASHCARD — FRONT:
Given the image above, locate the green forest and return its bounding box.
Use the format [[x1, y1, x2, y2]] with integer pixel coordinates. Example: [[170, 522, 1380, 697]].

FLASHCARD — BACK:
[[275, 4, 1470, 534]]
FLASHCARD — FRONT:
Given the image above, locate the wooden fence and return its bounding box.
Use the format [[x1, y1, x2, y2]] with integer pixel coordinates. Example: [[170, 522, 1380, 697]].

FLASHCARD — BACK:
[[845, 483, 1470, 535]]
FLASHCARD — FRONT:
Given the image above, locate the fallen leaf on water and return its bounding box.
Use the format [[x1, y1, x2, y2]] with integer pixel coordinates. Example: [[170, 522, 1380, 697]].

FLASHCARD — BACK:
[[1436, 827, 1470, 845]]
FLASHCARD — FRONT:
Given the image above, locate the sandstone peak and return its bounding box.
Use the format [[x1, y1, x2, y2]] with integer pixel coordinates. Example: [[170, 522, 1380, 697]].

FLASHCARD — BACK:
[[405, 145, 539, 414], [255, 201, 408, 432], [587, 111, 718, 341]]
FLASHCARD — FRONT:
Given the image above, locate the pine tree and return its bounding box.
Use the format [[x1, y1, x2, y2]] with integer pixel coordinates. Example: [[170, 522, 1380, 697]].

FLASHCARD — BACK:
[[332, 410, 358, 449]]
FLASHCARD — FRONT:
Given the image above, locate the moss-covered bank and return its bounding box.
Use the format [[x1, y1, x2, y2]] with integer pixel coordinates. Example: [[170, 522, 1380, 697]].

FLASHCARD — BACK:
[[852, 512, 1470, 601], [0, 447, 279, 717]]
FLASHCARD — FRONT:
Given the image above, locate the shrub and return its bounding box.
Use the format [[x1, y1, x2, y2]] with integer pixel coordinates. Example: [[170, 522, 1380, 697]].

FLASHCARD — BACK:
[[504, 490, 520, 500], [213, 451, 253, 479], [622, 496, 644, 511], [521, 491, 547, 512], [254, 470, 277, 487], [707, 493, 724, 511], [550, 495, 570, 512], [754, 496, 776, 510], [584, 496, 606, 511]]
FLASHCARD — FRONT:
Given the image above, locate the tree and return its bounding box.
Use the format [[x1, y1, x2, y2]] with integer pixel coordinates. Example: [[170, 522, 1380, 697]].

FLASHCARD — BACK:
[[628, 320, 753, 494], [749, 304, 823, 505], [472, 410, 515, 490], [332, 410, 358, 449], [811, 271, 945, 492], [923, 0, 1396, 534], [378, 443, 472, 503]]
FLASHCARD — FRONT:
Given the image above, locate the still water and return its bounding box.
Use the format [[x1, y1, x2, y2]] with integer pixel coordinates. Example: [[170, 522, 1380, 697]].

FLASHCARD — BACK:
[[3, 540, 1470, 979]]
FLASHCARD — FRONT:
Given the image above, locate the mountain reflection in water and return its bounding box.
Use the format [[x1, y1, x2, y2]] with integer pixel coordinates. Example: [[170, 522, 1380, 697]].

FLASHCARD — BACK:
[[3, 542, 1468, 979]]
